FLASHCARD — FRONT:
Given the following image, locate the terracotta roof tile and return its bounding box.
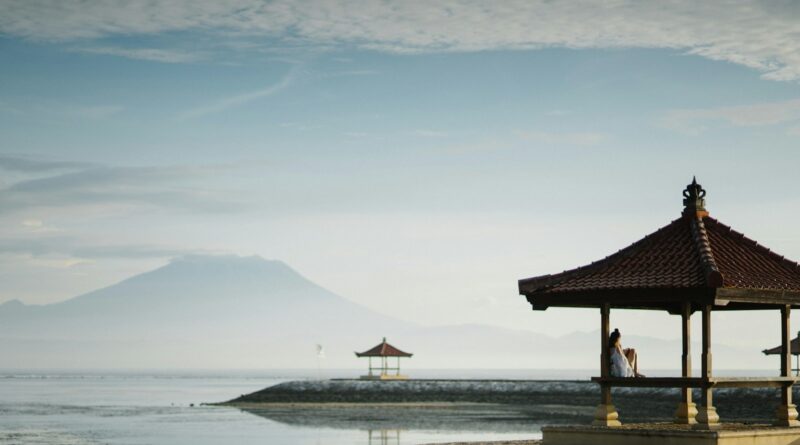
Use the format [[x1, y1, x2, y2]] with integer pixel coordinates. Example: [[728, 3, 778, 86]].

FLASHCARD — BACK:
[[519, 214, 800, 295], [355, 338, 413, 357]]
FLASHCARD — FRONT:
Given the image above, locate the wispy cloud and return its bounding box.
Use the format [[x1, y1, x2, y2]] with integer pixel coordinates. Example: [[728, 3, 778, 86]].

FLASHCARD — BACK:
[[66, 105, 124, 119], [0, 154, 94, 172], [662, 98, 800, 135], [2, 1, 800, 80], [412, 129, 448, 138], [0, 155, 247, 215], [0, 235, 209, 260], [20, 218, 62, 234], [177, 68, 296, 120], [73, 46, 204, 63], [517, 130, 609, 146]]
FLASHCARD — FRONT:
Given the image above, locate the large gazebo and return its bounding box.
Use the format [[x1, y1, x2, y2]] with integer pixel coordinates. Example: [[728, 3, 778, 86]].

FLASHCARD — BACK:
[[519, 179, 800, 430]]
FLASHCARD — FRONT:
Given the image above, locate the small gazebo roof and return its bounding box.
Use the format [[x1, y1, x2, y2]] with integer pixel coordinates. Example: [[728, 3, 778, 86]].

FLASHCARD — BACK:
[[519, 178, 800, 312], [764, 333, 800, 355], [355, 337, 413, 357]]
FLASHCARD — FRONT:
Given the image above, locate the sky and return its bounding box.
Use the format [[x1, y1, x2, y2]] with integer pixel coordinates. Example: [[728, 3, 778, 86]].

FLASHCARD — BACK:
[[2, 1, 800, 347]]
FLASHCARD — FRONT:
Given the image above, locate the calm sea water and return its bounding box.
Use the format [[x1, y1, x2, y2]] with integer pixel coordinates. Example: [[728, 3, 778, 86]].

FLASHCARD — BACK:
[[0, 369, 554, 445]]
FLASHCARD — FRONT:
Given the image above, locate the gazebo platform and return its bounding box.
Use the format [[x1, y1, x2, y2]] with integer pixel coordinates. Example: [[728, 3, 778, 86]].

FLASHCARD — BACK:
[[359, 373, 409, 380], [543, 423, 800, 445]]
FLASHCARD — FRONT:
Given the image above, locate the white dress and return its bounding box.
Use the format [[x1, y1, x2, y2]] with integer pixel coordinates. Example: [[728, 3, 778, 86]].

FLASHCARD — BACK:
[[610, 348, 635, 377]]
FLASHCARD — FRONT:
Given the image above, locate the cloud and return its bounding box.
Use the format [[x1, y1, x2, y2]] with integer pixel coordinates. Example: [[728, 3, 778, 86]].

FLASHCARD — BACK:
[[412, 129, 448, 138], [0, 101, 124, 120], [0, 155, 94, 172], [2, 1, 800, 79], [24, 256, 93, 269], [517, 130, 609, 145], [20, 219, 61, 234], [73, 46, 204, 63], [662, 98, 800, 135], [0, 155, 246, 215], [0, 235, 208, 260], [177, 68, 296, 119], [66, 105, 125, 119]]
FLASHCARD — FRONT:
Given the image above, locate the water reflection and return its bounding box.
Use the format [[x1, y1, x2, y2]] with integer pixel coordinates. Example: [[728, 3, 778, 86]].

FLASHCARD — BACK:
[[239, 404, 552, 433], [368, 429, 400, 445]]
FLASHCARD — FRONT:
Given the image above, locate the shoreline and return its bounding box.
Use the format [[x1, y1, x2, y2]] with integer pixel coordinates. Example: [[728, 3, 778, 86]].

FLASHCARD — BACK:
[[420, 442, 542, 445], [218, 401, 493, 408], [221, 378, 799, 424]]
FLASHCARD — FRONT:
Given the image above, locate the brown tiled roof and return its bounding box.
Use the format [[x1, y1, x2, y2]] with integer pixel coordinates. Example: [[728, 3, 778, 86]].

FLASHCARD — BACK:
[[519, 181, 800, 306], [520, 215, 800, 295], [355, 338, 412, 357]]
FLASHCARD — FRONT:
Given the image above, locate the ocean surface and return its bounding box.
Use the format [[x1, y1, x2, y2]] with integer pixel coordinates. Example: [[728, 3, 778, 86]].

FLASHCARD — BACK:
[[2, 368, 782, 444], [0, 369, 558, 445]]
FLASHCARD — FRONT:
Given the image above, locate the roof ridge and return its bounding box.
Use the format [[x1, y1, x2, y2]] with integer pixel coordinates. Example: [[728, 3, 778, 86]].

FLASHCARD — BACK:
[[690, 216, 724, 287], [689, 216, 724, 287]]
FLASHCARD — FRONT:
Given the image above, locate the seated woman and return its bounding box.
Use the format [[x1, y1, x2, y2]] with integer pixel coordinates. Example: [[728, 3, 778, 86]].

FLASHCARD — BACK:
[[609, 328, 645, 377]]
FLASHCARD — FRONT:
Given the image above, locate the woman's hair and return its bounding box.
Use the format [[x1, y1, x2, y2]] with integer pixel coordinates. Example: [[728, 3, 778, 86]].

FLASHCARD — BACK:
[[608, 328, 621, 348]]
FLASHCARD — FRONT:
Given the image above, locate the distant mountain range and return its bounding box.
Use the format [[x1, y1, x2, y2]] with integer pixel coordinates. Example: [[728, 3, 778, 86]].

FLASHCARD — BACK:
[[0, 255, 768, 371]]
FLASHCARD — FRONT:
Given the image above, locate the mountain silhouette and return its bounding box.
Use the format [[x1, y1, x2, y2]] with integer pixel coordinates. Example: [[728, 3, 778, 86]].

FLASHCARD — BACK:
[[0, 255, 757, 370]]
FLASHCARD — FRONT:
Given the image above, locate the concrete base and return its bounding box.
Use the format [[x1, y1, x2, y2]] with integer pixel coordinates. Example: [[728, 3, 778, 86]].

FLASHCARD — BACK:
[[359, 374, 409, 380], [675, 402, 698, 425], [694, 405, 721, 430], [543, 424, 800, 445], [592, 404, 622, 427], [775, 404, 800, 427]]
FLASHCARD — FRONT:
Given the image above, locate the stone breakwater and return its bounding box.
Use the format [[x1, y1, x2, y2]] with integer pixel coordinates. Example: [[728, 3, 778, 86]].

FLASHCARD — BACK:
[[224, 379, 797, 423]]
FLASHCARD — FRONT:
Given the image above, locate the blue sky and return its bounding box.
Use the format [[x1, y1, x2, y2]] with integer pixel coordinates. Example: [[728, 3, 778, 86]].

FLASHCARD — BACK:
[[2, 1, 800, 346]]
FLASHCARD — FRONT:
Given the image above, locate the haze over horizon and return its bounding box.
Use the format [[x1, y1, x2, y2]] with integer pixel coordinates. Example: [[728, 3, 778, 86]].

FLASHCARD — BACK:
[[2, 1, 800, 349]]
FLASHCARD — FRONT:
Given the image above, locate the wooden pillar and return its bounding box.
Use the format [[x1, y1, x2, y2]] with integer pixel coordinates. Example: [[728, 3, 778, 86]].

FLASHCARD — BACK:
[[675, 302, 698, 424], [775, 305, 800, 426], [695, 304, 720, 429], [593, 303, 621, 427]]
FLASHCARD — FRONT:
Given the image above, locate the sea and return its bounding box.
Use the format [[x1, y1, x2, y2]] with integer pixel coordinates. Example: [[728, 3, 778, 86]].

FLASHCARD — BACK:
[[0, 369, 579, 445]]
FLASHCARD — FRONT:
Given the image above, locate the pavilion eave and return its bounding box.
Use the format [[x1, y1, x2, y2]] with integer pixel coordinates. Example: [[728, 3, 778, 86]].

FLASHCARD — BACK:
[[525, 286, 800, 312]]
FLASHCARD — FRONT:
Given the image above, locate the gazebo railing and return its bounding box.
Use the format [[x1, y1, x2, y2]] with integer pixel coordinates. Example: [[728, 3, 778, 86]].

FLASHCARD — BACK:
[[592, 303, 800, 429], [592, 376, 799, 388]]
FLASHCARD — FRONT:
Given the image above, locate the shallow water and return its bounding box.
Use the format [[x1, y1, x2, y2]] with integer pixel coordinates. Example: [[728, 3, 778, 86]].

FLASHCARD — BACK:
[[0, 370, 543, 444]]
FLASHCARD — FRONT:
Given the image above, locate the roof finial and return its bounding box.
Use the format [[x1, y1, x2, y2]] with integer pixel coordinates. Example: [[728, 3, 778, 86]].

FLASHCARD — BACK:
[[682, 177, 707, 217], [382, 337, 387, 343]]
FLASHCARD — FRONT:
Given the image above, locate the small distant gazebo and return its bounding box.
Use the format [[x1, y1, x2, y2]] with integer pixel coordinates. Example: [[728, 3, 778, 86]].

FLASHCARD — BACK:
[[764, 332, 800, 376], [519, 178, 800, 437], [355, 337, 412, 380]]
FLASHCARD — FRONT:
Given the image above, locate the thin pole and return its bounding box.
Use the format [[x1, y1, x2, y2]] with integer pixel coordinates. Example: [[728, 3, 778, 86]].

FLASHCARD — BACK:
[[693, 303, 720, 428], [781, 305, 792, 406], [600, 304, 611, 404], [701, 304, 712, 379], [681, 302, 692, 403]]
